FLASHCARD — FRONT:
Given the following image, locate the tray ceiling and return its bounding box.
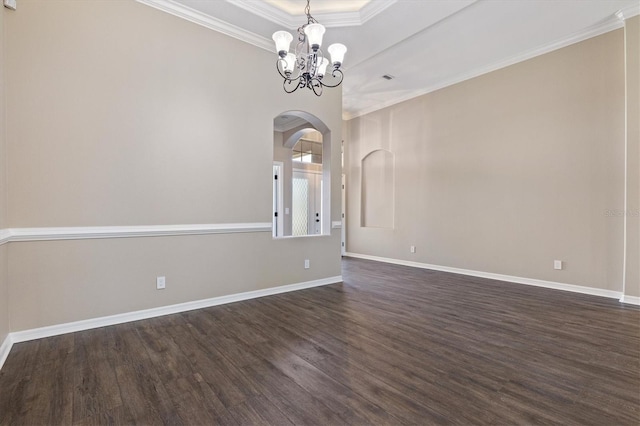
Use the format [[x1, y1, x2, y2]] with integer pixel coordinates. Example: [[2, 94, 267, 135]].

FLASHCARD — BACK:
[[137, 0, 640, 119]]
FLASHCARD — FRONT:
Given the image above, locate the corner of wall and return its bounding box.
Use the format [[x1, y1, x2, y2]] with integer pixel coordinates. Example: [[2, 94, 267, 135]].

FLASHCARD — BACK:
[[623, 15, 640, 299], [0, 4, 13, 364]]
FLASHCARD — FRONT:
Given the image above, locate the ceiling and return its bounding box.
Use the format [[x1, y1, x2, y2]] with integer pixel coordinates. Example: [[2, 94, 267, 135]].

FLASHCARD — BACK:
[[138, 0, 639, 119]]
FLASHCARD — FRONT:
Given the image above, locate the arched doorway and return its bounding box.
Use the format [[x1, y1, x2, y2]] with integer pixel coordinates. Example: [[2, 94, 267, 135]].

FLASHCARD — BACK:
[[273, 111, 332, 237]]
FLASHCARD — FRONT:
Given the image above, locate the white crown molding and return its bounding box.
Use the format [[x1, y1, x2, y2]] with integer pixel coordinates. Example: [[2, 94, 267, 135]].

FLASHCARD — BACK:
[[619, 295, 640, 306], [309, 11, 362, 28], [343, 12, 628, 120], [345, 252, 625, 300], [1, 223, 271, 243], [135, 0, 273, 52], [0, 334, 12, 372], [225, 0, 396, 28], [226, 0, 294, 28], [617, 3, 640, 20], [8, 275, 342, 345], [359, 0, 397, 24]]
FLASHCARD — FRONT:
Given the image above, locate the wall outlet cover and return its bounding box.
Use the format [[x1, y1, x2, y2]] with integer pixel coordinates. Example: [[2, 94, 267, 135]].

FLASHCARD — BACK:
[[157, 276, 166, 289]]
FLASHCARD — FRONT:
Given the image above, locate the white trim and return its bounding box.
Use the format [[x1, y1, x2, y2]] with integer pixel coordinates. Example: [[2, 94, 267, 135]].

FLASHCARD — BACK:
[[332, 221, 342, 229], [346, 252, 623, 300], [225, 0, 293, 29], [622, 17, 629, 298], [0, 334, 12, 371], [311, 12, 363, 28], [0, 229, 10, 246], [619, 295, 640, 306], [0, 223, 271, 243], [9, 275, 343, 345], [344, 14, 630, 120], [135, 0, 273, 52], [224, 0, 397, 28], [618, 3, 640, 21], [359, 0, 398, 24]]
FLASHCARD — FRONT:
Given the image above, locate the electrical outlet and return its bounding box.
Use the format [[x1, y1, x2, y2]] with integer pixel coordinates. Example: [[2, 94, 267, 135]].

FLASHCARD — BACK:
[[157, 276, 166, 289], [554, 260, 563, 270], [410, 246, 416, 253], [304, 259, 310, 269]]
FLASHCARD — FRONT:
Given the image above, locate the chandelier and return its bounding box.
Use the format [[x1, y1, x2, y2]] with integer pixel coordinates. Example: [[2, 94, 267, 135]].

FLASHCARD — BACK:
[[272, 0, 347, 96]]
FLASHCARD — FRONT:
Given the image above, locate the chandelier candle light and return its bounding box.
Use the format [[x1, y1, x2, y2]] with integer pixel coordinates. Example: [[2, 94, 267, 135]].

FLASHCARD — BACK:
[[272, 0, 347, 96]]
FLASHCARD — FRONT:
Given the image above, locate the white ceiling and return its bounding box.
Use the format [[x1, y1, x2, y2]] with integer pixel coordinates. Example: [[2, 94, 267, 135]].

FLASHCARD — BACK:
[[138, 0, 639, 119]]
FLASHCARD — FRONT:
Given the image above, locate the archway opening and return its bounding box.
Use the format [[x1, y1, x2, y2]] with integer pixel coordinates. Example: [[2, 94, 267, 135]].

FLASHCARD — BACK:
[[273, 111, 332, 237]]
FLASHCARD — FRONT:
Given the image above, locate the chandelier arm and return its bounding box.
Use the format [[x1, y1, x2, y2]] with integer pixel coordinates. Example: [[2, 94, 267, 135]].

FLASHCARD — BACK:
[[310, 78, 323, 96], [318, 68, 344, 88], [283, 77, 301, 94]]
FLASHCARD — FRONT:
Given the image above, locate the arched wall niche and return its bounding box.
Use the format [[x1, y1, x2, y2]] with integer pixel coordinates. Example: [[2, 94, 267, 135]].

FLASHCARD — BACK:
[[361, 149, 394, 229]]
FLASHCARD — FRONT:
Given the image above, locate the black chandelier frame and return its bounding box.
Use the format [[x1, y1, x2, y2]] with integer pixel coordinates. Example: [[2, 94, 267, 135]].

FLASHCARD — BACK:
[[274, 0, 344, 96]]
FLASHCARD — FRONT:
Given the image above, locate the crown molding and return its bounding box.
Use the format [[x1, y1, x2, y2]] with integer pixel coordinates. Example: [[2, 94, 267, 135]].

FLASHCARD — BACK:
[[311, 11, 362, 28], [225, 0, 396, 28], [617, 3, 640, 20], [135, 0, 273, 52], [225, 0, 294, 28], [343, 11, 628, 120], [359, 0, 397, 24]]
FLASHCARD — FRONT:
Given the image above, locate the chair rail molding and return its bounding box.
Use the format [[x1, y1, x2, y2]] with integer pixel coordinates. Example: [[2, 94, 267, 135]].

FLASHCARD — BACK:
[[0, 223, 272, 243]]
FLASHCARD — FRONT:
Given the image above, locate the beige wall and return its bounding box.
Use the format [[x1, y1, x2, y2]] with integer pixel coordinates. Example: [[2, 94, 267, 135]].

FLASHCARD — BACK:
[[625, 16, 639, 298], [345, 30, 625, 291], [0, 7, 10, 343], [9, 233, 339, 331], [4, 0, 342, 331]]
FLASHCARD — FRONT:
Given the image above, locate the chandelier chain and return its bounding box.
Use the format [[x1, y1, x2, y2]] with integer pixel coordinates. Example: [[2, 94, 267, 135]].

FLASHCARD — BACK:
[[305, 0, 317, 24]]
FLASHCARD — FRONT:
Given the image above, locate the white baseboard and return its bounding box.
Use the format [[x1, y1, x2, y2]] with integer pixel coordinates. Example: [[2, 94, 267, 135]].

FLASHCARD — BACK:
[[8, 275, 342, 345], [619, 295, 640, 306], [0, 334, 12, 371], [345, 252, 624, 300]]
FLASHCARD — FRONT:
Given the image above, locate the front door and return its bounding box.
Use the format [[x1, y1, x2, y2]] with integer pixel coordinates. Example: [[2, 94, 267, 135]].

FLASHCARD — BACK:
[[292, 169, 322, 236]]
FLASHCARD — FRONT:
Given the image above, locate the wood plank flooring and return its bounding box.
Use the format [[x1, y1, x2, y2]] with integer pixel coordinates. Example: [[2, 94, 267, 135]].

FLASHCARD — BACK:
[[1, 257, 639, 425]]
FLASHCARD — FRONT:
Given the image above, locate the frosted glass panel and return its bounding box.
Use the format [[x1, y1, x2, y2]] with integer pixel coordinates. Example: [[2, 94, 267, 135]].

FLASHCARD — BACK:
[[292, 178, 309, 236]]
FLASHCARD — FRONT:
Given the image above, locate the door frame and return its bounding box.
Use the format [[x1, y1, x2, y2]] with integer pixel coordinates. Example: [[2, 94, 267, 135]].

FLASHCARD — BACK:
[[273, 161, 284, 237]]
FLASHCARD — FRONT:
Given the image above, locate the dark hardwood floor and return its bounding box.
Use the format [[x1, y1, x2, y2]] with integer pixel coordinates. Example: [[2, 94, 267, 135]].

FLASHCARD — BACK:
[[1, 257, 639, 425]]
